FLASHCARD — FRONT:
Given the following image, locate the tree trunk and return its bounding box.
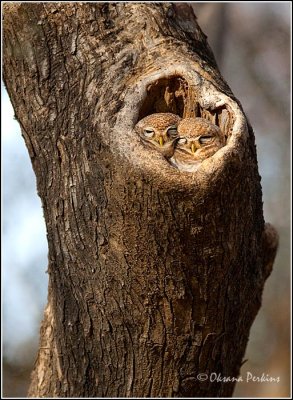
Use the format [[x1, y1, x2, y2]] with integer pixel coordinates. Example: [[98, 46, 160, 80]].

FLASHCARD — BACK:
[[3, 3, 278, 398]]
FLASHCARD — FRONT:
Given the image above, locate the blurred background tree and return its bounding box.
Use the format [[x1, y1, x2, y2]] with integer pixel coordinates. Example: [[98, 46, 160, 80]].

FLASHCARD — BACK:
[[2, 2, 290, 397]]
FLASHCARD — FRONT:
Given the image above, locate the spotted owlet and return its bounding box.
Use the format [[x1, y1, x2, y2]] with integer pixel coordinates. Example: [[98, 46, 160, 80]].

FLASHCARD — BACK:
[[170, 117, 225, 172], [135, 113, 181, 159]]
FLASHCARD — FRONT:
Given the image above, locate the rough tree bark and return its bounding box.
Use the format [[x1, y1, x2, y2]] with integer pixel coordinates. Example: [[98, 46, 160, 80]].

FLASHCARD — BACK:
[[3, 3, 278, 398]]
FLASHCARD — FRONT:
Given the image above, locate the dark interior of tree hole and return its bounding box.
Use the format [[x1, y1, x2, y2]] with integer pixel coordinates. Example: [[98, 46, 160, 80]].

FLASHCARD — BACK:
[[138, 76, 187, 120], [138, 75, 230, 139]]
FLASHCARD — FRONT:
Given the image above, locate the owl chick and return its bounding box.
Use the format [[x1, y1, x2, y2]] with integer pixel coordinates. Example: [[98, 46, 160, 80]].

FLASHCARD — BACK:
[[135, 113, 181, 159], [170, 117, 224, 172]]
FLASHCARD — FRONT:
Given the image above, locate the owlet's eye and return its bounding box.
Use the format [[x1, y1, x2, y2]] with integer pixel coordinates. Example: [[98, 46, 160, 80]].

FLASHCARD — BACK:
[[178, 137, 187, 145], [166, 126, 178, 138], [199, 135, 213, 144], [143, 128, 155, 138]]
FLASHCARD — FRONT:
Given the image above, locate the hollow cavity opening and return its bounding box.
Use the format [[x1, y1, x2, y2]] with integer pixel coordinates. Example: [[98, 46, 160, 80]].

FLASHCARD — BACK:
[[137, 75, 231, 141]]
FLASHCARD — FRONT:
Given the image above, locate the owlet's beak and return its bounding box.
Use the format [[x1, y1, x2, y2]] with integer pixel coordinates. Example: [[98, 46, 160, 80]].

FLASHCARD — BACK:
[[159, 136, 164, 147], [191, 143, 196, 154]]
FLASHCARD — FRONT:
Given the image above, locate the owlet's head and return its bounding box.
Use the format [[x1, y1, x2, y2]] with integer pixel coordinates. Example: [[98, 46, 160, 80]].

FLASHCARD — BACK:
[[135, 113, 181, 158], [176, 117, 224, 160]]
